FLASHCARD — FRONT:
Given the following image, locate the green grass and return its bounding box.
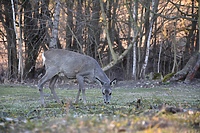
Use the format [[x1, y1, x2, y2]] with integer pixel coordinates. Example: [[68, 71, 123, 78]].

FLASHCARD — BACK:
[[0, 84, 199, 132]]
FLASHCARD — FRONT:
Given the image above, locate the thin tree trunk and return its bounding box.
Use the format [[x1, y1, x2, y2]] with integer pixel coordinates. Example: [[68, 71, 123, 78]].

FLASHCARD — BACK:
[[66, 0, 73, 50], [49, 0, 61, 49], [139, 23, 152, 78], [132, 0, 138, 80], [40, 0, 50, 51], [2, 0, 18, 79], [198, 0, 200, 53], [137, 7, 144, 77], [74, 0, 84, 51], [138, 1, 150, 79], [139, 0, 158, 79], [171, 22, 177, 73], [23, 1, 42, 79], [100, 0, 117, 61], [158, 41, 162, 73], [88, 0, 100, 58], [171, 2, 180, 73], [126, 0, 138, 80], [11, 0, 23, 82]]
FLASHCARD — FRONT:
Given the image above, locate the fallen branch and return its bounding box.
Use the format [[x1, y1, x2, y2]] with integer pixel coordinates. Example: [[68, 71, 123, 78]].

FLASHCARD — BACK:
[[103, 32, 139, 71]]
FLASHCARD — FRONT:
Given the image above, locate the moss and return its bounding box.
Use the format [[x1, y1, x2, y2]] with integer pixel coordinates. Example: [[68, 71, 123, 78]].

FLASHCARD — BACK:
[[162, 73, 175, 82], [153, 73, 163, 80], [146, 72, 163, 80]]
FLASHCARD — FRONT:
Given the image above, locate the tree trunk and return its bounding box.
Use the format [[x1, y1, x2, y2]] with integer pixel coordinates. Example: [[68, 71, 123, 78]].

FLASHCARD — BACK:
[[1, 0, 18, 79], [11, 0, 23, 82], [132, 0, 138, 80], [171, 21, 177, 73], [100, 0, 117, 61], [198, 0, 200, 52], [171, 52, 200, 83], [87, 0, 100, 58], [49, 0, 61, 49], [23, 0, 42, 79], [139, 0, 158, 79], [66, 0, 74, 50], [74, 0, 84, 52]]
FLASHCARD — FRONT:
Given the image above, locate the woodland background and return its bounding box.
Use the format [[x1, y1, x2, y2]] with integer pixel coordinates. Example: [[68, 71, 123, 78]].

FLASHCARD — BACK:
[[0, 0, 199, 83]]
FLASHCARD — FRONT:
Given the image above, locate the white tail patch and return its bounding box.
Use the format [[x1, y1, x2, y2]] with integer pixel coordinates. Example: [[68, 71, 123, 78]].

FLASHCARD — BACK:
[[42, 52, 46, 66]]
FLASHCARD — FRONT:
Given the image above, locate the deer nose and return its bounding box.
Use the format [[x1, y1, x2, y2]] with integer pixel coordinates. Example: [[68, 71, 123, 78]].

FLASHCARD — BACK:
[[104, 101, 109, 104]]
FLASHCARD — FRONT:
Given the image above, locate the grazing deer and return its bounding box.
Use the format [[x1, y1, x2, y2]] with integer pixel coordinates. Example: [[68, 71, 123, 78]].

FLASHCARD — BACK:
[[38, 49, 116, 106]]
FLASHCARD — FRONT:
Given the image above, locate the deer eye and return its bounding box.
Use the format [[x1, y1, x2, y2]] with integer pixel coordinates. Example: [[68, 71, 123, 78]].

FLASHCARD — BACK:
[[102, 89, 106, 95], [109, 93, 112, 95]]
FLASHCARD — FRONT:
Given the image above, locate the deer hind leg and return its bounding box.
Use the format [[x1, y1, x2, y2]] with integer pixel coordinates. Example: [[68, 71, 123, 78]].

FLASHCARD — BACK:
[[75, 74, 85, 104], [38, 67, 58, 106], [49, 75, 60, 103]]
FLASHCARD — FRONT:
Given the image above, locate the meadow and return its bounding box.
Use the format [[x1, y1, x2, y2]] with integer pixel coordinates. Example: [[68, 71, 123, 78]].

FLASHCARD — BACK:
[[0, 80, 199, 133]]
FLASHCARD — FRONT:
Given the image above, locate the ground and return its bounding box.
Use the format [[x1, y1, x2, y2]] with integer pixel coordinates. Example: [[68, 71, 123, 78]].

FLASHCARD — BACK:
[[0, 79, 199, 132]]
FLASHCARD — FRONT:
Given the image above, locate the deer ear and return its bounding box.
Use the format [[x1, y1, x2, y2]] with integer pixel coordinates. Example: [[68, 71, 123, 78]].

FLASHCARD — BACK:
[[96, 78, 105, 85], [110, 78, 117, 86]]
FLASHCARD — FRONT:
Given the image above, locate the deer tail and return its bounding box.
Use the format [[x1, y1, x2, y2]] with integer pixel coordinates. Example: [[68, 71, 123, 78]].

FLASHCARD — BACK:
[[42, 52, 46, 66]]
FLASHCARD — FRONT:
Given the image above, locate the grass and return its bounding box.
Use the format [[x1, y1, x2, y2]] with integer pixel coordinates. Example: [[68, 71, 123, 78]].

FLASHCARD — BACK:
[[0, 83, 199, 132]]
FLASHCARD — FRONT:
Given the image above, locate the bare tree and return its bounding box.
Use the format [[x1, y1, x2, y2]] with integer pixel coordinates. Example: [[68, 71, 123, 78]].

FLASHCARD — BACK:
[[0, 0, 18, 79], [139, 0, 159, 79], [125, 0, 139, 80], [23, 0, 44, 78], [11, 0, 23, 82]]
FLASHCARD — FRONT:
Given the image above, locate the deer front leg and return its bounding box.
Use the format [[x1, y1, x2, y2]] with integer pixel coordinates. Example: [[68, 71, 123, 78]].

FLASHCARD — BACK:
[[38, 67, 59, 106], [38, 86, 45, 106], [75, 87, 81, 104], [75, 74, 86, 104], [38, 78, 46, 106]]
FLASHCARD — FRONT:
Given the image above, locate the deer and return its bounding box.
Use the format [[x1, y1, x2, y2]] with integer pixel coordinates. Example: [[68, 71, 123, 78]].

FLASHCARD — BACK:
[[38, 49, 116, 106]]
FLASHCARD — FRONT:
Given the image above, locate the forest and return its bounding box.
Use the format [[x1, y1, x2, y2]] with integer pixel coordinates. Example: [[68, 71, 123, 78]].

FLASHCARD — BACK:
[[0, 0, 199, 82]]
